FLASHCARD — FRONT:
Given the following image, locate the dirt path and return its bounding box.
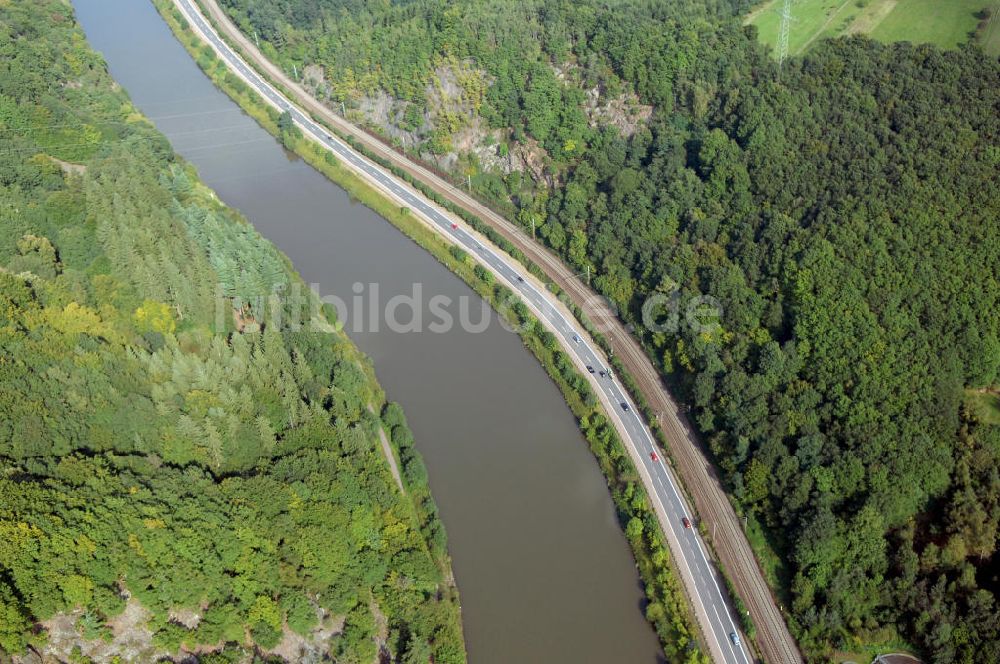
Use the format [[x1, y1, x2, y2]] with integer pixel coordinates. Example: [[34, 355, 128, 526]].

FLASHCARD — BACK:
[[378, 427, 404, 493], [844, 0, 899, 36], [190, 2, 802, 661], [743, 0, 777, 25], [799, 0, 857, 53], [369, 404, 404, 493]]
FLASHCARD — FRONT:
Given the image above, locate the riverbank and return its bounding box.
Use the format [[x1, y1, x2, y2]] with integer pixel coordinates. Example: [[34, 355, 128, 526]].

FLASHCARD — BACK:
[[173, 4, 799, 663], [1, 1, 466, 660], [152, 0, 704, 659]]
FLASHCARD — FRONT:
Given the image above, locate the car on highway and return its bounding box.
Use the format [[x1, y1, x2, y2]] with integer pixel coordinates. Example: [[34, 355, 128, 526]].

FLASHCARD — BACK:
[[174, 3, 795, 657], [573, 334, 581, 343], [586, 366, 595, 373]]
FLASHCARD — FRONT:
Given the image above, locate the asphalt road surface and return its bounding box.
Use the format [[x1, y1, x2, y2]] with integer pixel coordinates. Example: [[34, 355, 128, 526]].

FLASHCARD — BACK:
[[172, 1, 753, 661]]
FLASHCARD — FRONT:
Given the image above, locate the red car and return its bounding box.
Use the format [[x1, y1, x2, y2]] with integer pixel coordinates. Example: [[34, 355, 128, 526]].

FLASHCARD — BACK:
[[682, 517, 692, 529], [650, 451, 658, 462], [451, 222, 458, 229]]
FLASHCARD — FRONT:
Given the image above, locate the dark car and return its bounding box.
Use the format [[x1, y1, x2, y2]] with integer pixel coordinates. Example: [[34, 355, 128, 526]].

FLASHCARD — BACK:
[[587, 366, 595, 374], [517, 276, 524, 282], [621, 402, 629, 412]]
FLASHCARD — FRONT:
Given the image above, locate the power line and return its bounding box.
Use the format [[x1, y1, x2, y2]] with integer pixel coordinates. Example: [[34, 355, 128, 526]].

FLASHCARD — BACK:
[[778, 0, 794, 69]]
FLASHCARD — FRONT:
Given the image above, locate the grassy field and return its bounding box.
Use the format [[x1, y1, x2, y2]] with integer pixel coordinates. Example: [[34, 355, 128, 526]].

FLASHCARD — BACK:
[[746, 0, 1000, 57], [966, 389, 1000, 425]]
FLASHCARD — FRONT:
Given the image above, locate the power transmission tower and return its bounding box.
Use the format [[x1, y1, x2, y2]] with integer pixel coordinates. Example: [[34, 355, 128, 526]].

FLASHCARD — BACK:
[[778, 0, 793, 69]]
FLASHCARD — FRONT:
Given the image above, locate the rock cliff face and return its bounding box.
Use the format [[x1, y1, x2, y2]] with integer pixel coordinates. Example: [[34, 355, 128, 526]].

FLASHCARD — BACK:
[[301, 55, 649, 186]]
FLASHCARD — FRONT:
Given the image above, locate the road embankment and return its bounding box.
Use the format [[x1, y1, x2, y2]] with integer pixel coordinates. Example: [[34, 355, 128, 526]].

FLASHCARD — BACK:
[[158, 1, 801, 661]]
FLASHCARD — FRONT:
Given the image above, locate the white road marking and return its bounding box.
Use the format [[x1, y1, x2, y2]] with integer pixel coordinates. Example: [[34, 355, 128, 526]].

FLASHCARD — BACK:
[[174, 1, 753, 661]]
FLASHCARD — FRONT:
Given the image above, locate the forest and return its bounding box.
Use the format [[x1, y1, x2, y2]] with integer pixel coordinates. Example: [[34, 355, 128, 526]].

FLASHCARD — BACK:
[[0, 2, 464, 662], [216, 0, 1000, 660]]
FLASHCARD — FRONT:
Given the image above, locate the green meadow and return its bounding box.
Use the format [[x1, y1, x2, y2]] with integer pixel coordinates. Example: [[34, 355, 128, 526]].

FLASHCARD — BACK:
[[746, 0, 1000, 57]]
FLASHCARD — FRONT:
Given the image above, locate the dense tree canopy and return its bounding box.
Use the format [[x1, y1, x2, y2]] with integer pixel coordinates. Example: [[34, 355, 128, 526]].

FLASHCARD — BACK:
[[218, 0, 1000, 659], [0, 2, 463, 662]]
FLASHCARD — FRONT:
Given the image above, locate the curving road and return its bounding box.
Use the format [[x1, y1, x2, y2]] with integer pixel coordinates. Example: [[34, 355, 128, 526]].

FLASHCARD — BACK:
[[177, 5, 804, 660], [172, 5, 805, 661], [169, 1, 761, 661]]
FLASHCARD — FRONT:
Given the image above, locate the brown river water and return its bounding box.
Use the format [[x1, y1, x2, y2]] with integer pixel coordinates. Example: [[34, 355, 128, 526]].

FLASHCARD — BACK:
[[72, 2, 664, 662]]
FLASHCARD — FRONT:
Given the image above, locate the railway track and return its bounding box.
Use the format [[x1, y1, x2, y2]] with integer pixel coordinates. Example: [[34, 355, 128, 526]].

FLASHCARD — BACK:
[[186, 2, 804, 659]]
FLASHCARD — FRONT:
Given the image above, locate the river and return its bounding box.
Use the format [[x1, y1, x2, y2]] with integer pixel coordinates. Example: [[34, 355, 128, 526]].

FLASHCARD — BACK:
[[72, 2, 664, 662]]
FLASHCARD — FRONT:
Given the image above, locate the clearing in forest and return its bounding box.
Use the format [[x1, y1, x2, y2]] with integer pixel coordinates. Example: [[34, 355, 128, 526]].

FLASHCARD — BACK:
[[746, 0, 999, 57]]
